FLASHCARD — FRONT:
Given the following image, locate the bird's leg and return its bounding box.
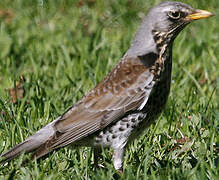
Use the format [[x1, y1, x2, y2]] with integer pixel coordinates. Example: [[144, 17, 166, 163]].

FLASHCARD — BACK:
[[113, 147, 125, 173], [94, 147, 101, 167]]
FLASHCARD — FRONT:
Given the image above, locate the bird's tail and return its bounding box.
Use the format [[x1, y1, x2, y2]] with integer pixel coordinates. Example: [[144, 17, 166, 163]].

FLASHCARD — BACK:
[[1, 140, 39, 162], [0, 119, 58, 163]]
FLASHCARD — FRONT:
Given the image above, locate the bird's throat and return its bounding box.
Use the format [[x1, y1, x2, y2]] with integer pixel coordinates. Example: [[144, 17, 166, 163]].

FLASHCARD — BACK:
[[149, 30, 173, 81]]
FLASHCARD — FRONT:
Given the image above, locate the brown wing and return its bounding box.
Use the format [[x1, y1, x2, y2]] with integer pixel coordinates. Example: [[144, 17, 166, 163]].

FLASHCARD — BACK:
[[49, 56, 155, 149]]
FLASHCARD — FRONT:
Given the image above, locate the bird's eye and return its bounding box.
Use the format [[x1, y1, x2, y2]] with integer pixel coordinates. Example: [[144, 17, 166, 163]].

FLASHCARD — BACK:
[[168, 11, 181, 19]]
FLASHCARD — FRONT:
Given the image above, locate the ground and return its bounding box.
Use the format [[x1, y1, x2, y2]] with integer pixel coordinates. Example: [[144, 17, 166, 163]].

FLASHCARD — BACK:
[[0, 0, 218, 179]]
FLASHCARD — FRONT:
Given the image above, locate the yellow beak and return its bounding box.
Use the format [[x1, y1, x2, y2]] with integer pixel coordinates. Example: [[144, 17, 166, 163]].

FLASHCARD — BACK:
[[186, 9, 214, 20]]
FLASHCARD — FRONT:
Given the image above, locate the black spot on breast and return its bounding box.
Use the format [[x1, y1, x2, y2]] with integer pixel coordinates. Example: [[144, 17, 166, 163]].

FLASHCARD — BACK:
[[138, 53, 158, 67], [112, 135, 117, 139], [131, 124, 136, 128], [109, 129, 113, 133], [131, 118, 136, 123], [106, 136, 110, 142]]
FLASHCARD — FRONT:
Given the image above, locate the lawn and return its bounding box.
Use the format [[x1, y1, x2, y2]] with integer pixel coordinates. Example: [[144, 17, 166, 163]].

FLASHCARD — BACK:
[[0, 0, 218, 179]]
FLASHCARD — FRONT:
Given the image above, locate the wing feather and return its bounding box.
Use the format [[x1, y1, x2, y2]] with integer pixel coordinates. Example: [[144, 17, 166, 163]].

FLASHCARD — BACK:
[[47, 57, 155, 149]]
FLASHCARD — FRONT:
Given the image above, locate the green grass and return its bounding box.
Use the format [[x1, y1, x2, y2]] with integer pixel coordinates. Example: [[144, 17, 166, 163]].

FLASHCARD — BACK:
[[0, 0, 218, 179]]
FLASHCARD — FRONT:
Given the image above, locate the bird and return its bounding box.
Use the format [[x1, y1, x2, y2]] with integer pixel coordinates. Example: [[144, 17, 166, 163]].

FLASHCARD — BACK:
[[0, 1, 213, 172]]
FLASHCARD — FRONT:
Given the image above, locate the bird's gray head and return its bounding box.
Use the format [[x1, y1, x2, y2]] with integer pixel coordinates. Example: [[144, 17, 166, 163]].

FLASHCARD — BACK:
[[148, 1, 195, 38], [127, 1, 213, 56]]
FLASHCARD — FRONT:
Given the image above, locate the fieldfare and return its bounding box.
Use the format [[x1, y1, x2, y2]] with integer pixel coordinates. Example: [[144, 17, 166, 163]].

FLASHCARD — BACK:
[[0, 1, 213, 171]]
